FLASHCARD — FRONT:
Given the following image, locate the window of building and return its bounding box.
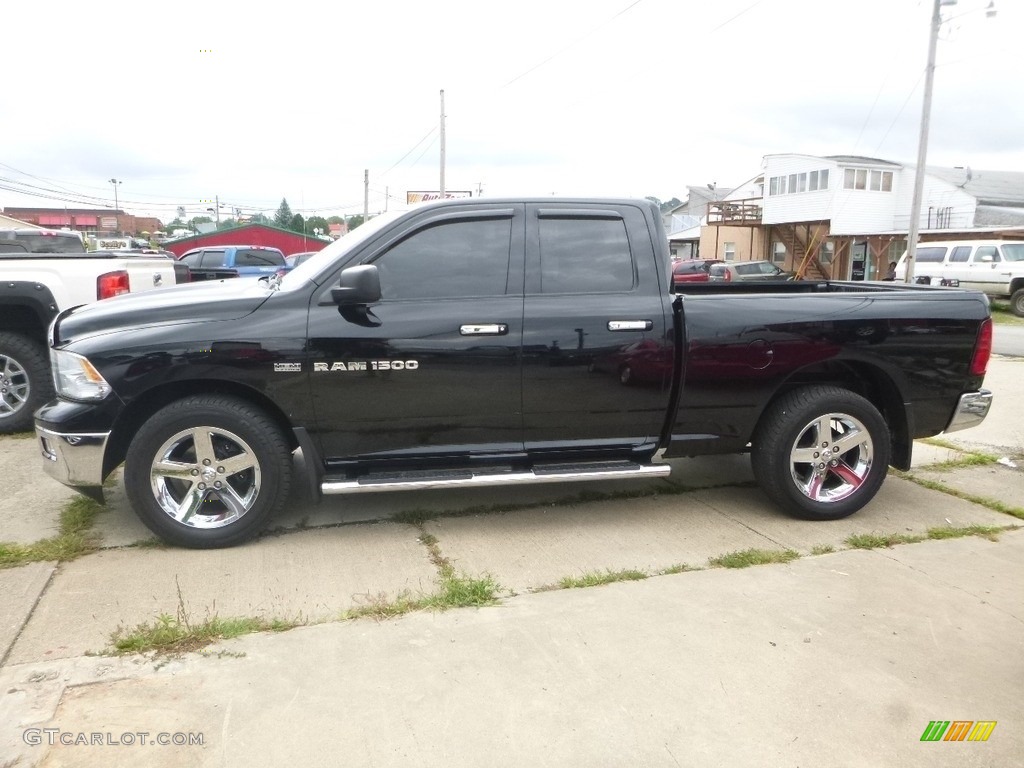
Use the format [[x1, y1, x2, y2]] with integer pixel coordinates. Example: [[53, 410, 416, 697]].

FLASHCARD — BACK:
[[724, 242, 736, 261], [819, 241, 834, 263], [797, 173, 807, 193], [772, 241, 787, 263], [788, 174, 798, 194], [844, 168, 892, 192], [819, 169, 829, 190], [887, 240, 907, 262], [769, 177, 781, 196], [809, 171, 819, 191]]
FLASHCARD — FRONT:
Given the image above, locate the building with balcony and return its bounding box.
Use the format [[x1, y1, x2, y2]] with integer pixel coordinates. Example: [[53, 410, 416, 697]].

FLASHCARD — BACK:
[[700, 154, 1024, 281]]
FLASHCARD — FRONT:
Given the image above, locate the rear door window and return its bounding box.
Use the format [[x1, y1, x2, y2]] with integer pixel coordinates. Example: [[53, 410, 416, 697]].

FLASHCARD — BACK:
[[202, 250, 227, 268], [538, 216, 634, 293], [949, 246, 972, 262], [181, 252, 203, 267]]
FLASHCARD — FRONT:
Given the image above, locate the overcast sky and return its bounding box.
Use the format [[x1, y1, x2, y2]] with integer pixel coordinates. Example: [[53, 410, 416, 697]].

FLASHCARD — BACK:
[[1, 0, 1020, 224]]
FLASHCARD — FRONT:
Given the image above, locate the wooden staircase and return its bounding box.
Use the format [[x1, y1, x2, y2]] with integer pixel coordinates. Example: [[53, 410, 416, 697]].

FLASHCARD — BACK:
[[774, 223, 831, 280]]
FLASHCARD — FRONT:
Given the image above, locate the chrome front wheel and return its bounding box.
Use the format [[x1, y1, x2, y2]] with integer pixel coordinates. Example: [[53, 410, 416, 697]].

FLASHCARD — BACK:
[[125, 395, 291, 548]]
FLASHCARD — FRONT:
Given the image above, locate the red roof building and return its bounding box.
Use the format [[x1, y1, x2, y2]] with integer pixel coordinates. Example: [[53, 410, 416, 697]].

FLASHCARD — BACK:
[[163, 224, 333, 257]]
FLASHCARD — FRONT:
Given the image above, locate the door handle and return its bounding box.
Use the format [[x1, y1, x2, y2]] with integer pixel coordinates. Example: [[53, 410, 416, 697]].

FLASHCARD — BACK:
[[460, 324, 508, 336], [608, 320, 653, 331]]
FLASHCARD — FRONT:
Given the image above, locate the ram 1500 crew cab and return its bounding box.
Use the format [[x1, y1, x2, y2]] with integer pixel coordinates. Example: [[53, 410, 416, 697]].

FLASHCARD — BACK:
[[34, 198, 994, 547]]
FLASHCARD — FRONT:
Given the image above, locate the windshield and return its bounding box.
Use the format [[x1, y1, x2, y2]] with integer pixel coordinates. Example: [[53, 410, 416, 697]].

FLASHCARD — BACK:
[[1002, 244, 1024, 262], [278, 210, 409, 290]]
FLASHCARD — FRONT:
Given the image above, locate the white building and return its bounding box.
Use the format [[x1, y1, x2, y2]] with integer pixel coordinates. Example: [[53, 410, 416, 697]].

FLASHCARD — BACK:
[[701, 154, 1024, 280]]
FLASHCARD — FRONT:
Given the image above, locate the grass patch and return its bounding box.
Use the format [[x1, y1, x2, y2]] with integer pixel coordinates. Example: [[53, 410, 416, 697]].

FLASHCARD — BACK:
[[0, 495, 103, 569], [4, 430, 36, 440], [926, 524, 1008, 542], [989, 303, 1024, 326], [661, 563, 699, 575], [109, 613, 300, 655], [898, 473, 1024, 520], [810, 544, 836, 555], [558, 569, 648, 589], [708, 548, 799, 569], [846, 532, 924, 549]]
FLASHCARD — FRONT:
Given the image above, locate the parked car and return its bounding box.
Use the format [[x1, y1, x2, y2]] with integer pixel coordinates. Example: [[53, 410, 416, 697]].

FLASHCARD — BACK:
[[0, 247, 186, 432], [709, 260, 794, 282], [35, 198, 994, 548], [178, 245, 288, 281], [0, 229, 85, 254], [893, 240, 1024, 317], [286, 251, 320, 268], [671, 259, 723, 288]]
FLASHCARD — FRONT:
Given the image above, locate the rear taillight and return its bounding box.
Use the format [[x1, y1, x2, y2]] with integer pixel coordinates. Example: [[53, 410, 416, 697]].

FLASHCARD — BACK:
[[723, 269, 732, 282], [97, 270, 130, 299], [970, 317, 993, 376]]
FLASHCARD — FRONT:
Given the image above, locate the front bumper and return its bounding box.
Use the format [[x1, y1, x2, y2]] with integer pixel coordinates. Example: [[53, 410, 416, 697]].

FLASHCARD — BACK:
[[944, 389, 993, 433], [36, 426, 110, 500]]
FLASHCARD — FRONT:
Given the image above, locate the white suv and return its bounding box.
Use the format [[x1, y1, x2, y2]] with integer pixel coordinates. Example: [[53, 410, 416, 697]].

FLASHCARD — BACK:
[[895, 240, 1024, 316]]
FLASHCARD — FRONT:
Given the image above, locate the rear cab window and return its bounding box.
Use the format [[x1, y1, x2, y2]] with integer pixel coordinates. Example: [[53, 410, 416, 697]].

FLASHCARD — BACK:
[[234, 248, 285, 267]]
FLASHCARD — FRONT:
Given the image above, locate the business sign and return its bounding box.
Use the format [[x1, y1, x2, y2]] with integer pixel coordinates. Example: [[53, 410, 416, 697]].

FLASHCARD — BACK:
[[100, 217, 118, 230], [406, 190, 473, 204]]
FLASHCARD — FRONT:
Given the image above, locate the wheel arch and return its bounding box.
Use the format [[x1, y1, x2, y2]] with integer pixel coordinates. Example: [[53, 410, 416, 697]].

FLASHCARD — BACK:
[[104, 379, 301, 478], [758, 359, 912, 470]]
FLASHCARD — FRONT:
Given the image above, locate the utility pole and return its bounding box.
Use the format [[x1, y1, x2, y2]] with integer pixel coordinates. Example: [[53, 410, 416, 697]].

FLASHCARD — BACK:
[[108, 178, 121, 233], [215, 195, 220, 227], [904, 0, 946, 284], [439, 89, 446, 198], [363, 169, 369, 223]]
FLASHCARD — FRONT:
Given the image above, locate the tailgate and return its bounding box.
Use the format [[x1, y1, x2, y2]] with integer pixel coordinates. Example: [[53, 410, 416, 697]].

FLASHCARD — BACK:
[[124, 257, 184, 292]]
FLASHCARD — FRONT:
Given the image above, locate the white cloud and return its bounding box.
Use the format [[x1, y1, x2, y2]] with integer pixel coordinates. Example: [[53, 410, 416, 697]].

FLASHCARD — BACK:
[[1, 0, 1020, 221]]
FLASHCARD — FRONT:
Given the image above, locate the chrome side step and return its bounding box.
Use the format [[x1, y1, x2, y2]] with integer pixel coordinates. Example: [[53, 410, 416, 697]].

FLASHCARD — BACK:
[[321, 462, 671, 495]]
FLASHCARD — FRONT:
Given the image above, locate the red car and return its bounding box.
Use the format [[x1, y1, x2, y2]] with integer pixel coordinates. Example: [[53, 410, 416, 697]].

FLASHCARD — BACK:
[[671, 259, 724, 288]]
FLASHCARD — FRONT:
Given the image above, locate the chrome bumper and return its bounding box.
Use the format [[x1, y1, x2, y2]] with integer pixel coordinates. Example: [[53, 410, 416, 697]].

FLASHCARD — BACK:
[[36, 427, 110, 488], [944, 389, 993, 433]]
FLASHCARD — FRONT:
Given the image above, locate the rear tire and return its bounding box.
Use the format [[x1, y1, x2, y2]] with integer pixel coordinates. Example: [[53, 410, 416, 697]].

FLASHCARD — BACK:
[[124, 395, 292, 548], [1010, 288, 1024, 318], [0, 332, 53, 434], [751, 385, 890, 521]]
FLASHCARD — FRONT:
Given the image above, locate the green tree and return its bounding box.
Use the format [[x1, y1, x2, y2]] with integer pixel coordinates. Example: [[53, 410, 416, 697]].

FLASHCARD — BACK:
[[306, 215, 329, 235], [249, 213, 270, 225], [274, 198, 293, 229], [346, 214, 364, 230], [326, 215, 345, 225], [217, 218, 239, 230], [289, 213, 306, 233]]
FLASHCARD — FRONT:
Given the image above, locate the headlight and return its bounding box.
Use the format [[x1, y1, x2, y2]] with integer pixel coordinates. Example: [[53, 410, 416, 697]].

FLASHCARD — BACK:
[[50, 349, 112, 401]]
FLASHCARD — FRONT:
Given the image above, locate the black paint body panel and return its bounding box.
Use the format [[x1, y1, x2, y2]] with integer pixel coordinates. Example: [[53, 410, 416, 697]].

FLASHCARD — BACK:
[[33, 198, 992, 484]]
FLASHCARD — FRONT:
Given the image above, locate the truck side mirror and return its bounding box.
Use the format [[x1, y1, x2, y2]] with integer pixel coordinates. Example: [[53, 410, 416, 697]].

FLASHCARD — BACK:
[[331, 265, 381, 306]]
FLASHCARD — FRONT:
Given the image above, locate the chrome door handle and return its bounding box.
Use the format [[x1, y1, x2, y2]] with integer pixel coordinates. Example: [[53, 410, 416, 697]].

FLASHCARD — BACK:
[[460, 324, 508, 336], [608, 320, 653, 331]]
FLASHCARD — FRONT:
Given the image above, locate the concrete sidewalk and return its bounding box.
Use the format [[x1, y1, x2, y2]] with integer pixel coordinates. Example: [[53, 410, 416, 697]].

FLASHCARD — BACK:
[[2, 531, 1021, 767], [0, 355, 1021, 766]]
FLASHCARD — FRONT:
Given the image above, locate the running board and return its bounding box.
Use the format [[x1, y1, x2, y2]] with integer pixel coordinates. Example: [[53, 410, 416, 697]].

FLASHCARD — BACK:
[[321, 461, 671, 495]]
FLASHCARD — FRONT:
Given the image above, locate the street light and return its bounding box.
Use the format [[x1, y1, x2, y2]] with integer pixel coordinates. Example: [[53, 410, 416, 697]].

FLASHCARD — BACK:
[[108, 178, 121, 234], [905, 0, 995, 283]]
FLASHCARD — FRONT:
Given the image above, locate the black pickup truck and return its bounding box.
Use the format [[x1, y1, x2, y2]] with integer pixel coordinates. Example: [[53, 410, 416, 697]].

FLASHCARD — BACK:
[[34, 198, 994, 548]]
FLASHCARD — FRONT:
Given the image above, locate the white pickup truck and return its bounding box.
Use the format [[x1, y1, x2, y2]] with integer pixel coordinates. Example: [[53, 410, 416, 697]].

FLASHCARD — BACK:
[[0, 231, 187, 432]]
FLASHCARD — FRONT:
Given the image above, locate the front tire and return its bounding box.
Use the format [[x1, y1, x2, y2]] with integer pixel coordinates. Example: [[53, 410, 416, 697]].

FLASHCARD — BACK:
[[751, 386, 890, 520], [0, 332, 53, 434], [124, 395, 292, 548], [1010, 288, 1024, 318]]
